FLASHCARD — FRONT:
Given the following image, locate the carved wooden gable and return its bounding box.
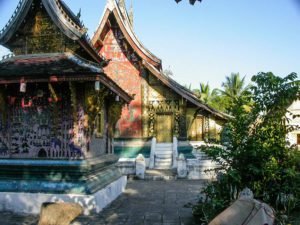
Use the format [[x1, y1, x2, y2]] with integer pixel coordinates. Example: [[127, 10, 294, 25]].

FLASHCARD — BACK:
[[6, 1, 83, 57]]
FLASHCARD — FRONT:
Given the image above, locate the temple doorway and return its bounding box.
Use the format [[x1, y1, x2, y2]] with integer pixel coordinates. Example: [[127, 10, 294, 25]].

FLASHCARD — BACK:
[[156, 114, 173, 143], [189, 116, 204, 141]]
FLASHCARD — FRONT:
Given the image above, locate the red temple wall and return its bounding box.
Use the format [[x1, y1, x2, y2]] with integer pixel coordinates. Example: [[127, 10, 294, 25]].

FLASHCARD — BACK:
[[99, 29, 142, 138]]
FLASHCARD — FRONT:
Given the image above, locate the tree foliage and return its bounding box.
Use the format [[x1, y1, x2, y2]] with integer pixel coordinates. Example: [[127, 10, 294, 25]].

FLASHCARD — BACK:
[[193, 72, 300, 224], [192, 83, 226, 112], [193, 82, 214, 104], [191, 73, 252, 114], [218, 72, 252, 113], [220, 73, 251, 101]]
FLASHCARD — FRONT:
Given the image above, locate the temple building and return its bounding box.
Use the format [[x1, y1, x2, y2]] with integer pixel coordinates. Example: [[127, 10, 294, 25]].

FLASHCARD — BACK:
[[0, 0, 132, 214], [92, 0, 228, 169]]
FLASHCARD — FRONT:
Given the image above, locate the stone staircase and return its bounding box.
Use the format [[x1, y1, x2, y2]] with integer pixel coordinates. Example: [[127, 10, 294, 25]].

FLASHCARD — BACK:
[[145, 169, 177, 180], [154, 143, 173, 169]]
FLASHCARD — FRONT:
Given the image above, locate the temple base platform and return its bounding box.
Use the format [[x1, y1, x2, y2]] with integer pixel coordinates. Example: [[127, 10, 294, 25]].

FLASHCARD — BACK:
[[0, 155, 126, 215]]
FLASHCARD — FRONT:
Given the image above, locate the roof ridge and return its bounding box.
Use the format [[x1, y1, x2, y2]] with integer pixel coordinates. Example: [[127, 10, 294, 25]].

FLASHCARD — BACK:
[[114, 1, 162, 66], [92, 0, 162, 68], [58, 0, 83, 28], [0, 0, 24, 35], [43, 0, 86, 39], [0, 0, 32, 42]]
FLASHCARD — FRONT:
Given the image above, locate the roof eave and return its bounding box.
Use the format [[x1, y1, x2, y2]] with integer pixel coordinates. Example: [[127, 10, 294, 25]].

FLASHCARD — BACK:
[[0, 52, 132, 103], [0, 74, 132, 104]]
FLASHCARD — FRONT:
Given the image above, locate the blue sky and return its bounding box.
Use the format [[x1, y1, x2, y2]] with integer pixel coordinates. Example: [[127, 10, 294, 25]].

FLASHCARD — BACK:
[[0, 0, 300, 89]]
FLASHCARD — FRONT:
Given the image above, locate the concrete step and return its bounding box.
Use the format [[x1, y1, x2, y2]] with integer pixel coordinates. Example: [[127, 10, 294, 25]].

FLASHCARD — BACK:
[[155, 158, 172, 163], [155, 165, 172, 169], [155, 160, 172, 165], [154, 165, 172, 170], [156, 143, 173, 146], [155, 149, 172, 153], [155, 146, 173, 150], [155, 146, 173, 151], [155, 150, 172, 154], [155, 162, 172, 169], [155, 153, 172, 159], [156, 143, 173, 148], [154, 143, 173, 170], [145, 169, 177, 180], [155, 149, 172, 152]]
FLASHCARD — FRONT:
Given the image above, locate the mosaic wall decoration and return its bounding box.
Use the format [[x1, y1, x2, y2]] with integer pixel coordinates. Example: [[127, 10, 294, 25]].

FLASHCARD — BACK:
[[0, 83, 87, 159], [100, 28, 143, 137], [141, 73, 149, 138]]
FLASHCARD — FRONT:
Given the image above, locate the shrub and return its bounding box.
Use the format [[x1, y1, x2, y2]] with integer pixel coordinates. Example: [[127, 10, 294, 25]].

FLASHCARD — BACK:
[[193, 72, 300, 224]]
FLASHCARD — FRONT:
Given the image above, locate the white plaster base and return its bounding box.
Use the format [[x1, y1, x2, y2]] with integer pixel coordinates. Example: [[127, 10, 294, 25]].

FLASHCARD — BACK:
[[117, 158, 136, 175], [0, 176, 127, 215], [187, 159, 219, 180], [117, 158, 150, 175]]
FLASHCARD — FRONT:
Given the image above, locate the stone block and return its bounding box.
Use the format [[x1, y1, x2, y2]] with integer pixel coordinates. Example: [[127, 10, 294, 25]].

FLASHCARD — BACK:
[[135, 154, 146, 179], [186, 158, 219, 180], [38, 202, 83, 225], [117, 158, 136, 175], [177, 154, 187, 178]]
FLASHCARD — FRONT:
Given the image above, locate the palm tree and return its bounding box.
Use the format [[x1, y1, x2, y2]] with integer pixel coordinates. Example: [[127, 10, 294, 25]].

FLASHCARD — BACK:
[[192, 82, 218, 104], [219, 73, 252, 113], [220, 73, 251, 101], [199, 82, 211, 104], [191, 82, 230, 112]]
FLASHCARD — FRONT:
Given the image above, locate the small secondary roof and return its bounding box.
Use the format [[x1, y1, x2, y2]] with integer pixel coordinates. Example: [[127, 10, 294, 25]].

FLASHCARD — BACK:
[[0, 52, 132, 103]]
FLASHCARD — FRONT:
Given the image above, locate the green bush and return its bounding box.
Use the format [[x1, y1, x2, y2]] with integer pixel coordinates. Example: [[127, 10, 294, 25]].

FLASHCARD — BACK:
[[193, 72, 300, 224]]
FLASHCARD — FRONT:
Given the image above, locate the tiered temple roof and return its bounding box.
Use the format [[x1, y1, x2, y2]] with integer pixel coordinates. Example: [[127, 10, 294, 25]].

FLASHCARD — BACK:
[[0, 0, 132, 103]]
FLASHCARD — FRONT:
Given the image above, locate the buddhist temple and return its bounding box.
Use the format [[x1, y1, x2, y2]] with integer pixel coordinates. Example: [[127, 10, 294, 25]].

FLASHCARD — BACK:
[[0, 0, 132, 214], [92, 0, 228, 170]]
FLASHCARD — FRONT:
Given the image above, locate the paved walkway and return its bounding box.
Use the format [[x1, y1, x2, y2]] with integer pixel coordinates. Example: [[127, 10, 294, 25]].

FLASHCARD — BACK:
[[0, 180, 205, 225]]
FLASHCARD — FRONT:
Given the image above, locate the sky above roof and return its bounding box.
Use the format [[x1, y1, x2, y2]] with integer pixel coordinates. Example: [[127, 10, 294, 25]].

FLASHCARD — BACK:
[[0, 0, 299, 89]]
